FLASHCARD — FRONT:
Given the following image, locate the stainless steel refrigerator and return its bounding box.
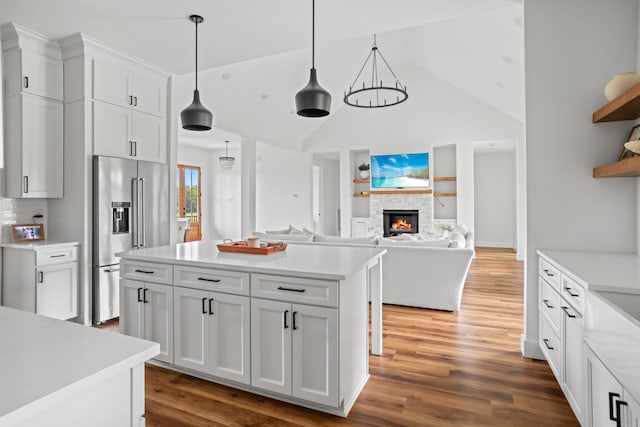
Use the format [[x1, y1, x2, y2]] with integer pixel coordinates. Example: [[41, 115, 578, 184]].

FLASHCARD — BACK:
[[92, 155, 169, 324]]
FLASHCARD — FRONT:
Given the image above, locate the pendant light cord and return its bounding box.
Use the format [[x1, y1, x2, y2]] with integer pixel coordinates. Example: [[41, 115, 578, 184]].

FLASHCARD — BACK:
[[195, 19, 199, 90], [312, 0, 315, 69]]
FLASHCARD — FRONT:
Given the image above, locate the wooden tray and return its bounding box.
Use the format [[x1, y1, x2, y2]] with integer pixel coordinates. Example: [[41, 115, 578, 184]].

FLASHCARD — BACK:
[[217, 241, 287, 255]]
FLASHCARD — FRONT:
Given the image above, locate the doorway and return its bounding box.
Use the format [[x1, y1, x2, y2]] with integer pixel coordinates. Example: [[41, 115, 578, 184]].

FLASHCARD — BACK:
[[177, 164, 202, 241], [312, 153, 341, 236]]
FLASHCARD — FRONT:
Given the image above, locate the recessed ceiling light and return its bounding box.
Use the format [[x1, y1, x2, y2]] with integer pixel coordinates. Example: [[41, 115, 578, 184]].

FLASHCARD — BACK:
[[260, 93, 269, 100], [502, 55, 514, 64], [222, 72, 233, 80], [496, 81, 505, 88]]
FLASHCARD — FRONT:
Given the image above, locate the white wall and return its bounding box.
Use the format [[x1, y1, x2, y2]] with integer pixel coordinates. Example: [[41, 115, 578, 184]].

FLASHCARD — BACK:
[[474, 150, 516, 248], [523, 0, 638, 358], [213, 144, 242, 241], [255, 142, 312, 232]]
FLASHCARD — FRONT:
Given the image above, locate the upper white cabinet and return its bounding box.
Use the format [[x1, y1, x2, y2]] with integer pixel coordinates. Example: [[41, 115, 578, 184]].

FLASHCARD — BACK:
[[2, 23, 64, 198], [93, 58, 166, 117]]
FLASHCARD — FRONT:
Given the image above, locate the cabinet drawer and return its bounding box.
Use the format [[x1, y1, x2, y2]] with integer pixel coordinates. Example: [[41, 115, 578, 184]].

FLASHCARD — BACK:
[[36, 246, 78, 266], [174, 266, 249, 296], [539, 277, 561, 334], [540, 317, 562, 381], [251, 274, 338, 308], [121, 260, 172, 285], [538, 257, 561, 291], [561, 275, 585, 314]]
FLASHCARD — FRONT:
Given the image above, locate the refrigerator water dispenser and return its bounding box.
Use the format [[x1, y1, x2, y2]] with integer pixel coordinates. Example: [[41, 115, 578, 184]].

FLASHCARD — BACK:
[[112, 202, 130, 234]]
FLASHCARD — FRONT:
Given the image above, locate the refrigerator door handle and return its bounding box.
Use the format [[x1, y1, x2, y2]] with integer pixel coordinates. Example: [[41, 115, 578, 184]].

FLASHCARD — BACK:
[[140, 177, 145, 247], [131, 178, 139, 248]]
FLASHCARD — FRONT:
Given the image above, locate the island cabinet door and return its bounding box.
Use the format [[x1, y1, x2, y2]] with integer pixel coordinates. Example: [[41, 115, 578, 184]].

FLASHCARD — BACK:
[[210, 292, 251, 385], [291, 304, 339, 407], [143, 282, 174, 363], [251, 298, 292, 395], [173, 286, 209, 372], [120, 278, 144, 339]]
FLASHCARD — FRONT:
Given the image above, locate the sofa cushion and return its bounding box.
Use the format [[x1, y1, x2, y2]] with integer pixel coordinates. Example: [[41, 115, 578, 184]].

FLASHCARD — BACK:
[[265, 227, 291, 235], [448, 231, 466, 248], [452, 224, 469, 238], [253, 232, 314, 242], [314, 234, 378, 245], [289, 225, 314, 235], [378, 238, 450, 248]]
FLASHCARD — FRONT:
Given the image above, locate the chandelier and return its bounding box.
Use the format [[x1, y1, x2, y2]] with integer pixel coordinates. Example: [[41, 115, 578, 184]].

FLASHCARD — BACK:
[[219, 140, 235, 169], [344, 35, 408, 109]]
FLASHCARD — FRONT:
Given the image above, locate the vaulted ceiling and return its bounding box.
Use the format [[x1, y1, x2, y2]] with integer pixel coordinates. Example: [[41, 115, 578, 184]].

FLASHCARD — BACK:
[[1, 0, 524, 151]]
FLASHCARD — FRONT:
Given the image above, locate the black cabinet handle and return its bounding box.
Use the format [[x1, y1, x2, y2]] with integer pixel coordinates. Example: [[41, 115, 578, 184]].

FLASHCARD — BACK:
[[283, 310, 289, 329], [38, 271, 44, 283], [129, 95, 133, 105], [564, 286, 579, 297], [542, 338, 553, 350], [201, 297, 207, 314], [143, 288, 149, 303], [615, 400, 628, 427], [198, 277, 221, 283], [50, 254, 66, 258], [293, 311, 298, 330], [277, 286, 306, 293], [137, 287, 143, 303], [609, 392, 621, 421], [561, 306, 576, 318], [24, 76, 29, 88], [134, 96, 138, 106], [543, 299, 553, 309], [208, 298, 214, 315], [543, 269, 555, 277], [135, 269, 154, 274]]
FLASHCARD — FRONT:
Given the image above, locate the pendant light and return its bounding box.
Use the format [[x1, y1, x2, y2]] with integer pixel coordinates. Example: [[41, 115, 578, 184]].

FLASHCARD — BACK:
[[219, 140, 235, 169], [181, 14, 213, 131], [295, 0, 331, 117]]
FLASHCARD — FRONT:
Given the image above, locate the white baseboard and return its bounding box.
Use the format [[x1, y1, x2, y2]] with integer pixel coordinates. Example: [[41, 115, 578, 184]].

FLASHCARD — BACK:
[[521, 334, 544, 360], [476, 240, 516, 249]]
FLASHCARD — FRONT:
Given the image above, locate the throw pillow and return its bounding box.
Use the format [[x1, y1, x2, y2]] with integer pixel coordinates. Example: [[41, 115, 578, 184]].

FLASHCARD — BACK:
[[314, 234, 378, 244], [452, 224, 469, 238], [448, 231, 466, 248], [263, 233, 314, 242], [266, 227, 290, 234]]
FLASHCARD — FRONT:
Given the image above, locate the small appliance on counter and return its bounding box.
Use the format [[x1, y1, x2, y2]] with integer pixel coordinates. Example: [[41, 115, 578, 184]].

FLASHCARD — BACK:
[[92, 156, 169, 324]]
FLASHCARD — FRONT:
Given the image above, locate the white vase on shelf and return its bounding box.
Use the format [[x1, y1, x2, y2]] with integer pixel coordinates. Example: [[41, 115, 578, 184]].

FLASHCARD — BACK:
[[359, 170, 370, 179]]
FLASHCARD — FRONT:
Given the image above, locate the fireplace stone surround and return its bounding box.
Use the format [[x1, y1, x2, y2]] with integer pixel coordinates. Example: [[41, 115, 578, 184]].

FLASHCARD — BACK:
[[370, 192, 433, 236]]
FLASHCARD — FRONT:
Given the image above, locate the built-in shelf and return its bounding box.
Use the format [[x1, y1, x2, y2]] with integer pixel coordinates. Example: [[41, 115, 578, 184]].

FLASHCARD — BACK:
[[593, 156, 640, 177], [353, 178, 370, 184], [434, 192, 457, 197], [433, 176, 457, 182], [593, 82, 640, 123], [369, 189, 432, 195], [353, 193, 370, 198]]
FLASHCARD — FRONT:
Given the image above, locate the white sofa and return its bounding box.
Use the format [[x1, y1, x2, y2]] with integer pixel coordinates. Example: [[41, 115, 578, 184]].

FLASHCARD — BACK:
[[252, 227, 474, 311]]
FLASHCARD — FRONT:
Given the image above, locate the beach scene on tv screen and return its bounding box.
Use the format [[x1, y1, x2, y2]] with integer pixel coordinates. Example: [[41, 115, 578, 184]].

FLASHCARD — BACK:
[[371, 152, 429, 188]]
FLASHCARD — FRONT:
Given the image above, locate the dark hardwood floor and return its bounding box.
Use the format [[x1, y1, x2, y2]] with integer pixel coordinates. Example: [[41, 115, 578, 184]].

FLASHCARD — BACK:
[[99, 248, 579, 426]]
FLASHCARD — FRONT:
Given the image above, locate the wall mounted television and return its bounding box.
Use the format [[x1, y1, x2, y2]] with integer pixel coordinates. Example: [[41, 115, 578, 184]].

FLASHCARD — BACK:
[[370, 152, 429, 189]]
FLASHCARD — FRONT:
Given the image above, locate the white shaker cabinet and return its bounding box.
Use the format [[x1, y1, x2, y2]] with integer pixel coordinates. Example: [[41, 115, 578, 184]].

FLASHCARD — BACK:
[[173, 286, 250, 385], [1, 242, 78, 320], [2, 23, 64, 198]]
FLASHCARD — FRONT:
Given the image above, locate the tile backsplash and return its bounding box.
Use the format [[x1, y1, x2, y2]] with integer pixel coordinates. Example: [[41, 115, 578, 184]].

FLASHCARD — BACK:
[[0, 197, 47, 242]]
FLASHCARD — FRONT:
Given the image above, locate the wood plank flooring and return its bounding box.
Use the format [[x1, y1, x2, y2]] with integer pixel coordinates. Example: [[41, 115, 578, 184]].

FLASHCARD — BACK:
[[106, 248, 580, 426]]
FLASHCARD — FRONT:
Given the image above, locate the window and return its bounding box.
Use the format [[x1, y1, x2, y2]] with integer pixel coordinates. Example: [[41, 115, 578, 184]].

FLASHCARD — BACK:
[[177, 164, 202, 241]]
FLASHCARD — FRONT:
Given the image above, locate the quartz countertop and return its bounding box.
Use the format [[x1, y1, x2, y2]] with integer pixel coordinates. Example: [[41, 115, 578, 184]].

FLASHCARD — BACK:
[[537, 249, 640, 294], [117, 240, 386, 281], [0, 307, 158, 426], [0, 241, 79, 250]]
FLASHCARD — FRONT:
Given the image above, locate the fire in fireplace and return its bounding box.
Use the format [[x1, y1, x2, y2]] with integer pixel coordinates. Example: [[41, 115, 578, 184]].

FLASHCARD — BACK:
[[383, 209, 419, 237]]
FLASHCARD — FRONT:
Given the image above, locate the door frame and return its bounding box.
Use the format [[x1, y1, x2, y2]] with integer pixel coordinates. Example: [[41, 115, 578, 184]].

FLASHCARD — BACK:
[[177, 164, 202, 241]]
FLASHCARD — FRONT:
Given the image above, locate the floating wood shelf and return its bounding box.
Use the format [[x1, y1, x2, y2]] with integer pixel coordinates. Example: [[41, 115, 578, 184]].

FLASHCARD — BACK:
[[353, 193, 370, 198], [353, 178, 370, 184], [593, 156, 640, 177], [369, 189, 432, 195], [434, 192, 457, 197], [433, 176, 457, 182], [593, 82, 640, 123]]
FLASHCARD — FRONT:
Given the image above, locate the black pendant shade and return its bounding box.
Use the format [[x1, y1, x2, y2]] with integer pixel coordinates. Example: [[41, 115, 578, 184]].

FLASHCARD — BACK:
[[295, 68, 331, 117], [181, 89, 212, 131], [295, 0, 331, 117], [181, 14, 212, 131]]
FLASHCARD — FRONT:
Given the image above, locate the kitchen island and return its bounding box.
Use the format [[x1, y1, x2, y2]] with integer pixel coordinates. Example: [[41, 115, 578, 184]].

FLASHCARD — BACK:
[[0, 306, 158, 427], [117, 240, 386, 416]]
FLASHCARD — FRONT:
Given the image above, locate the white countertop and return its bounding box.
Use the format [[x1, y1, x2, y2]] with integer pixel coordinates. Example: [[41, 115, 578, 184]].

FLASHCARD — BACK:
[[585, 330, 640, 402], [0, 307, 158, 426], [117, 240, 386, 281], [537, 249, 640, 294], [1, 241, 79, 250]]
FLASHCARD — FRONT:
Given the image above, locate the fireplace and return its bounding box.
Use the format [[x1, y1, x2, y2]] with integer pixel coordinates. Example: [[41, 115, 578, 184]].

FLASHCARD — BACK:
[[383, 209, 419, 237]]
